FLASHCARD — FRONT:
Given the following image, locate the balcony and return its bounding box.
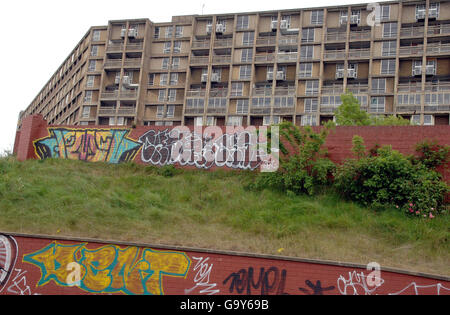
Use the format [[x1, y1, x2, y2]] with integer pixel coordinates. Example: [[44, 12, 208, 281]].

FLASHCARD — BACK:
[[117, 107, 136, 116], [120, 90, 138, 99], [398, 83, 422, 93], [348, 48, 370, 59], [277, 52, 298, 62], [349, 30, 371, 41], [273, 106, 294, 114], [425, 82, 450, 92], [399, 45, 424, 56], [428, 24, 450, 36], [206, 106, 227, 114], [190, 55, 209, 64], [326, 31, 346, 42], [256, 37, 276, 46], [100, 91, 119, 100], [98, 107, 116, 115], [320, 105, 339, 113], [324, 49, 346, 60], [279, 35, 298, 46], [106, 42, 124, 52], [104, 59, 122, 68], [255, 53, 275, 63], [212, 55, 231, 64], [192, 40, 210, 49], [185, 107, 205, 115], [426, 42, 450, 55], [400, 26, 425, 38], [186, 89, 206, 97], [126, 42, 144, 51], [123, 58, 142, 68], [214, 38, 233, 48], [250, 106, 271, 115], [209, 88, 228, 97], [347, 84, 369, 94], [321, 85, 343, 95]]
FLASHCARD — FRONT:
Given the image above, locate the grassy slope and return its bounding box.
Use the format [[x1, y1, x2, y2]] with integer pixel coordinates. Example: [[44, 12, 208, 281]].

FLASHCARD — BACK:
[[0, 156, 448, 276]]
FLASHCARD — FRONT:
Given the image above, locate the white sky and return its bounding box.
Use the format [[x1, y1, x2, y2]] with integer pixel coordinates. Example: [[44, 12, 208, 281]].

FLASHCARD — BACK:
[[0, 0, 392, 154]]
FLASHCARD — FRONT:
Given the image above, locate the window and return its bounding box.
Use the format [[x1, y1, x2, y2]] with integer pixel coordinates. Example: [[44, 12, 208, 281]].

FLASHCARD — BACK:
[[302, 28, 315, 43], [429, 3, 440, 19], [311, 10, 324, 25], [158, 89, 166, 102], [274, 96, 295, 108], [166, 105, 175, 118], [216, 19, 227, 32], [305, 80, 319, 95], [160, 73, 168, 86], [241, 49, 253, 62], [148, 73, 155, 86], [252, 97, 271, 107], [169, 73, 178, 85], [173, 41, 181, 53], [109, 117, 116, 126], [383, 23, 398, 38], [92, 30, 101, 41], [186, 98, 205, 109], [117, 117, 125, 126], [370, 97, 385, 113], [86, 75, 95, 88], [423, 115, 434, 125], [172, 57, 180, 69], [165, 26, 173, 38], [227, 116, 243, 126], [231, 82, 244, 96], [372, 78, 386, 94], [163, 42, 171, 54], [84, 91, 92, 102], [237, 15, 250, 30], [382, 41, 396, 56], [90, 45, 98, 56], [299, 63, 313, 78], [88, 60, 96, 72], [304, 98, 318, 112], [175, 26, 183, 38], [242, 32, 255, 46], [168, 89, 177, 102], [82, 106, 90, 118], [398, 94, 421, 105], [156, 105, 165, 118], [381, 59, 396, 75], [162, 58, 170, 70], [301, 115, 317, 126], [208, 98, 227, 109], [154, 27, 160, 39], [239, 65, 252, 80], [380, 5, 390, 21], [300, 45, 314, 60], [236, 99, 249, 114]]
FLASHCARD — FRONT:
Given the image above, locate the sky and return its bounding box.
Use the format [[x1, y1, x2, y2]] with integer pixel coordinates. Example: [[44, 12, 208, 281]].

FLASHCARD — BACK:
[[0, 0, 394, 155]]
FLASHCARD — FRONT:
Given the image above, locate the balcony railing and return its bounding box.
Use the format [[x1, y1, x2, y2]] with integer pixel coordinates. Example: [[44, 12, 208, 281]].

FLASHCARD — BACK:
[[347, 85, 369, 94], [190, 55, 209, 64], [324, 50, 346, 60], [321, 85, 344, 94], [98, 107, 116, 115], [206, 106, 227, 114], [214, 38, 233, 48], [349, 30, 371, 41], [185, 107, 205, 114], [427, 24, 450, 36], [250, 106, 271, 115], [400, 26, 425, 38], [186, 89, 206, 97], [348, 48, 370, 58], [274, 87, 296, 96], [273, 106, 295, 114], [123, 58, 142, 68], [425, 82, 450, 92], [326, 31, 346, 42], [253, 88, 272, 96], [398, 83, 422, 93], [212, 55, 231, 64], [256, 37, 276, 46], [104, 59, 122, 68], [100, 91, 119, 99], [209, 88, 228, 97], [126, 42, 144, 51], [426, 43, 450, 55], [192, 40, 210, 49], [279, 35, 298, 46], [120, 90, 138, 99], [106, 43, 124, 52], [117, 107, 136, 116], [255, 53, 276, 63], [277, 52, 298, 62], [399, 45, 424, 56]]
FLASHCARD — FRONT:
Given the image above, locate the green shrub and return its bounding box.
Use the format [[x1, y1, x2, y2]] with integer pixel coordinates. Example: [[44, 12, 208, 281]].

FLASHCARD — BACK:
[[413, 140, 450, 170], [334, 145, 448, 217]]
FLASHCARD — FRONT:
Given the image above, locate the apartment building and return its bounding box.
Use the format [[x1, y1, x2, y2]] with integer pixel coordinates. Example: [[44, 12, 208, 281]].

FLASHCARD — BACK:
[[17, 0, 450, 130]]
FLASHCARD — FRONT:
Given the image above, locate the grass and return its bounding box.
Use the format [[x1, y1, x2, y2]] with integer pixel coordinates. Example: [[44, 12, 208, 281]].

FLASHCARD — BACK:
[[0, 156, 448, 276]]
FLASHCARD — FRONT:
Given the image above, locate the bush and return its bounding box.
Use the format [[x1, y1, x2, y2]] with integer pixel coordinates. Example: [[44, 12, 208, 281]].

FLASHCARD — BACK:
[[252, 122, 335, 195], [413, 140, 450, 170], [334, 145, 448, 217]]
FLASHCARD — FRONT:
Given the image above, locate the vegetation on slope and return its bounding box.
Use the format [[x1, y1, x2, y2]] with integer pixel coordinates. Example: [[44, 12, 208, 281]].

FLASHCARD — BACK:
[[0, 156, 448, 276]]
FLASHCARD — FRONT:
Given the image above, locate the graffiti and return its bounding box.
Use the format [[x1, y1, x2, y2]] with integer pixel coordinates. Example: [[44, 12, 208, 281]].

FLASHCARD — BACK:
[[6, 268, 34, 295], [34, 128, 141, 164], [0, 235, 18, 293], [298, 280, 335, 295], [389, 283, 450, 296], [139, 126, 279, 171], [223, 267, 288, 295], [184, 257, 220, 295], [23, 242, 190, 295], [337, 271, 385, 295]]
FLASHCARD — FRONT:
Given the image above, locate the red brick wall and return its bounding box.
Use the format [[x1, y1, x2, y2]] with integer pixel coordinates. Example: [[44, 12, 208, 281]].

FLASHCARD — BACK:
[[0, 233, 448, 296]]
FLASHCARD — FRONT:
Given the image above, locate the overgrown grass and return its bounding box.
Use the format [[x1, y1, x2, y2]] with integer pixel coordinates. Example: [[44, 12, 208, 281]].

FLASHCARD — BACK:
[[0, 156, 448, 275]]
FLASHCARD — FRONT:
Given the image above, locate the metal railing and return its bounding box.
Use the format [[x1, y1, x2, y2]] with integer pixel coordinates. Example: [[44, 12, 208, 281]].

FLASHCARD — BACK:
[[427, 24, 450, 36], [277, 52, 298, 62], [399, 45, 424, 56], [256, 37, 276, 46], [190, 56, 210, 64], [192, 40, 210, 49], [98, 107, 116, 115], [186, 90, 206, 97], [123, 59, 142, 68], [326, 31, 346, 42], [106, 43, 124, 52], [255, 53, 275, 63], [324, 50, 346, 60], [400, 26, 425, 38], [214, 38, 233, 47], [348, 48, 370, 58], [104, 60, 122, 68], [426, 43, 450, 54], [212, 55, 232, 64], [117, 107, 136, 116]]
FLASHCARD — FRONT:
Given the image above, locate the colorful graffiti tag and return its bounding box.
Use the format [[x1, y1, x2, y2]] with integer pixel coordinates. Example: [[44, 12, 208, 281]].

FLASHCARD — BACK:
[[33, 128, 141, 164], [23, 242, 190, 295], [0, 233, 448, 296]]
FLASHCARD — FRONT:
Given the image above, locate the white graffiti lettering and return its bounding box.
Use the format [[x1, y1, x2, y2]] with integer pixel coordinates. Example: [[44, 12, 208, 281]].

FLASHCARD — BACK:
[[337, 271, 385, 295], [389, 282, 450, 296], [184, 257, 220, 295]]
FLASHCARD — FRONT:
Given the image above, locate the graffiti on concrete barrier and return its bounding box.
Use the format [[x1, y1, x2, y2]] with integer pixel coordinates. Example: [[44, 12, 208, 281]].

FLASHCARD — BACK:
[[0, 235, 18, 293], [23, 242, 191, 295], [139, 126, 279, 171], [337, 270, 385, 295], [223, 267, 288, 295], [184, 256, 220, 295], [34, 128, 142, 164], [298, 280, 335, 295]]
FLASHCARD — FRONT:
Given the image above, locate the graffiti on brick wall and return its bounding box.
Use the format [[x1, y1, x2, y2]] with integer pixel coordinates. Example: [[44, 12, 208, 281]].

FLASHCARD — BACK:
[[138, 126, 279, 171], [0, 235, 18, 292], [34, 128, 141, 164], [184, 256, 220, 295], [23, 242, 191, 295]]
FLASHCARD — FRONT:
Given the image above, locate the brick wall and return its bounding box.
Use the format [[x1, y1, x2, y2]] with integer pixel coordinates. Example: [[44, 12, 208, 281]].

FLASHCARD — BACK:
[[1, 233, 448, 296]]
